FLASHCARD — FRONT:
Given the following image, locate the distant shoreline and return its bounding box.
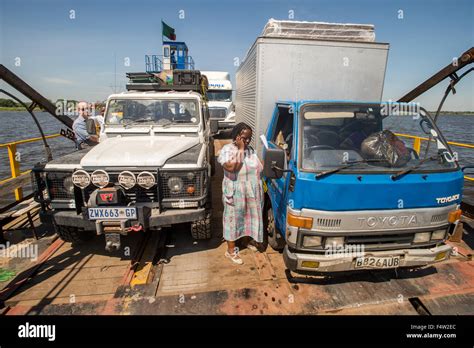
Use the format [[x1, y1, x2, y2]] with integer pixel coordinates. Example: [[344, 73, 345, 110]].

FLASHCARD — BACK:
[[0, 107, 473, 116]]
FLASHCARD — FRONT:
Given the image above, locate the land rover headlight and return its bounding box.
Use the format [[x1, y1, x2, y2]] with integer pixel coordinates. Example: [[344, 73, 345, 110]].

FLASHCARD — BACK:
[[168, 176, 183, 194], [118, 171, 136, 190], [63, 176, 74, 194], [413, 232, 431, 243], [186, 172, 195, 180], [91, 170, 109, 188], [431, 229, 447, 241], [72, 170, 91, 188], [137, 171, 156, 189]]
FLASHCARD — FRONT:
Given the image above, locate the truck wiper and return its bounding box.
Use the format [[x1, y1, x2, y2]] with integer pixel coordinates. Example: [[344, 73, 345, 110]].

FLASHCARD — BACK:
[[391, 155, 439, 180], [316, 159, 388, 179]]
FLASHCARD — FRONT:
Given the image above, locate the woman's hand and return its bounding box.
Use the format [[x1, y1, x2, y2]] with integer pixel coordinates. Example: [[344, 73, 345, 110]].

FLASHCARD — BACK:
[[235, 136, 245, 150]]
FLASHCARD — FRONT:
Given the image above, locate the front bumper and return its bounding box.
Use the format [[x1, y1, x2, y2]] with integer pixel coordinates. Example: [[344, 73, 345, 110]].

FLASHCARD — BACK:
[[283, 244, 452, 274], [41, 207, 206, 231]]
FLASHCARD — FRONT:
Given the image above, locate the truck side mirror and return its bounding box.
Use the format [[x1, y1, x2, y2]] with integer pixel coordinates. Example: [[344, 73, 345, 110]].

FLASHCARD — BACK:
[[210, 119, 219, 134], [264, 147, 286, 179], [86, 118, 97, 135]]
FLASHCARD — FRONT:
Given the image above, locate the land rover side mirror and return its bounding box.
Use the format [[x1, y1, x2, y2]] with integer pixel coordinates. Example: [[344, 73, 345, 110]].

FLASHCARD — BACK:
[[210, 119, 219, 134], [86, 118, 97, 135], [264, 147, 286, 179], [231, 103, 235, 112]]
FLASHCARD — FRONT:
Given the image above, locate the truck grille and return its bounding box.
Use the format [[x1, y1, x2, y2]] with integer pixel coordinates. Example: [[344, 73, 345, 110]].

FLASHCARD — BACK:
[[346, 232, 415, 250], [209, 107, 227, 119], [160, 170, 205, 199], [317, 218, 341, 229]]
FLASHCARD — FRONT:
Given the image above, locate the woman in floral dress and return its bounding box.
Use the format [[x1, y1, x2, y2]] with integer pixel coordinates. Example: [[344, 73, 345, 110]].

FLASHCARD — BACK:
[[218, 123, 264, 265]]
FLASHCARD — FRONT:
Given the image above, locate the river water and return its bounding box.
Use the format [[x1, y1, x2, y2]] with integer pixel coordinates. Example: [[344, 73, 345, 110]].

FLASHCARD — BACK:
[[0, 111, 473, 203]]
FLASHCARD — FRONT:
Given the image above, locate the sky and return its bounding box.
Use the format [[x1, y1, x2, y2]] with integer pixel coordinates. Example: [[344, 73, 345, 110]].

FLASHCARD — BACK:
[[0, 0, 473, 111]]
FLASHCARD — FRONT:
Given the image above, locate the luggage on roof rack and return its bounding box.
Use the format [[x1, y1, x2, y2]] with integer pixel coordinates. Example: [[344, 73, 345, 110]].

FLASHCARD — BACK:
[[125, 70, 208, 95]]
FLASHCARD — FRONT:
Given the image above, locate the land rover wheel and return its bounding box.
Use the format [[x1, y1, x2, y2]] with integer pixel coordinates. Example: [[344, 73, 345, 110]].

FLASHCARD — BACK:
[[55, 225, 95, 244], [265, 205, 285, 251], [191, 210, 212, 240]]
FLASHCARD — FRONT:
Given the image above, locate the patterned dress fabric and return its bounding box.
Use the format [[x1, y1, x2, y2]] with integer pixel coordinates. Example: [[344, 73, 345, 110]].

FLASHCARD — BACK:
[[218, 144, 264, 243]]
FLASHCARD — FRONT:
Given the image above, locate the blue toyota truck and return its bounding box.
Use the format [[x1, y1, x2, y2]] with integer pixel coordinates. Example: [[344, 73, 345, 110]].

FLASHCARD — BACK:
[[235, 20, 463, 274]]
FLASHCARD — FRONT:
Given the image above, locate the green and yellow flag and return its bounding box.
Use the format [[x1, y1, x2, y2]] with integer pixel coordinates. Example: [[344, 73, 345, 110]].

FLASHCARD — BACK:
[[162, 21, 176, 40]]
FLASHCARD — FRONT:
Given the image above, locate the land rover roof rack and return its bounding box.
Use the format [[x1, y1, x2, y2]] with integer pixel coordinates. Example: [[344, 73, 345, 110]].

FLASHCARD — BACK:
[[126, 70, 208, 96]]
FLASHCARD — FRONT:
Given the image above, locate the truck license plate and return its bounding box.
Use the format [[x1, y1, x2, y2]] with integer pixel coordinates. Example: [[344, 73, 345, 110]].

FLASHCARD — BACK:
[[88, 207, 137, 220], [355, 256, 401, 269]]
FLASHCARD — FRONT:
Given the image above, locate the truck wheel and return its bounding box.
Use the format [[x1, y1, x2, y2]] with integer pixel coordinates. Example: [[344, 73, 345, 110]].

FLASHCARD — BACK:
[[265, 205, 285, 251], [191, 210, 212, 240], [55, 225, 95, 244]]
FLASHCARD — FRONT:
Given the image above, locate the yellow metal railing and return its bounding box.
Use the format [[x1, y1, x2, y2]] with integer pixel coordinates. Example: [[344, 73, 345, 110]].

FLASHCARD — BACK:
[[0, 134, 61, 200], [396, 133, 474, 182]]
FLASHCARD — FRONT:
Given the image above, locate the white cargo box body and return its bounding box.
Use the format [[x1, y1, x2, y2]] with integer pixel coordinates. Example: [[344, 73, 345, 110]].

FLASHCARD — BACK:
[[235, 36, 389, 155]]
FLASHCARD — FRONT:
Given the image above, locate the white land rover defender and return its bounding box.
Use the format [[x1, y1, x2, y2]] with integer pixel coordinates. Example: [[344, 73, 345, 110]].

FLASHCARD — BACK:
[[32, 70, 218, 251]]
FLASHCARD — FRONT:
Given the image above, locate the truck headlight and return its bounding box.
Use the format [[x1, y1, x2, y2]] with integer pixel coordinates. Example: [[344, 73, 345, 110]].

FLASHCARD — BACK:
[[91, 170, 109, 188], [168, 177, 183, 194], [72, 170, 91, 188], [118, 171, 136, 190], [137, 171, 156, 189], [325, 237, 344, 248], [431, 229, 447, 241], [413, 232, 431, 243], [303, 236, 322, 247]]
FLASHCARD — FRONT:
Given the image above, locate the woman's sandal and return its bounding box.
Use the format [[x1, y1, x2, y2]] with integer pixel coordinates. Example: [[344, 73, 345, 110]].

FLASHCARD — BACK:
[[225, 251, 244, 265]]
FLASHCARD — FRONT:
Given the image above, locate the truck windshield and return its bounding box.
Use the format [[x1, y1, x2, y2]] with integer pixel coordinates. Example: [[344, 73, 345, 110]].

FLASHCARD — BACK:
[[300, 104, 458, 173], [207, 91, 232, 102], [105, 99, 200, 126]]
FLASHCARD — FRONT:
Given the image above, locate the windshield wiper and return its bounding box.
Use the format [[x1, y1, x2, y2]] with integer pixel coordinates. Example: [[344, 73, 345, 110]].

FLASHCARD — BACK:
[[124, 118, 153, 128], [315, 159, 389, 179], [391, 155, 439, 180]]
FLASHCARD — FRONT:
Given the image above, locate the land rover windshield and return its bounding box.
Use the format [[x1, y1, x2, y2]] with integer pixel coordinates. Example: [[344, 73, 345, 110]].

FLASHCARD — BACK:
[[300, 103, 458, 173], [105, 98, 200, 126]]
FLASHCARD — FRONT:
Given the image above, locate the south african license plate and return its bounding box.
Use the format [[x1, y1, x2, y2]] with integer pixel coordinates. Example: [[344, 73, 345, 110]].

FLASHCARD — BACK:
[[88, 207, 137, 220]]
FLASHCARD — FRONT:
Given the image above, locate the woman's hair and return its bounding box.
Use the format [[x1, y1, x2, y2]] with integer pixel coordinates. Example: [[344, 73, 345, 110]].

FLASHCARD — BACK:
[[231, 122, 252, 141]]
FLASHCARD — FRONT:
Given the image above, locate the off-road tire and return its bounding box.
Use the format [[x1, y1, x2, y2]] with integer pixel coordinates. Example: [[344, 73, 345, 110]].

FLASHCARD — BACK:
[[191, 210, 212, 240], [265, 204, 286, 251], [55, 225, 95, 244]]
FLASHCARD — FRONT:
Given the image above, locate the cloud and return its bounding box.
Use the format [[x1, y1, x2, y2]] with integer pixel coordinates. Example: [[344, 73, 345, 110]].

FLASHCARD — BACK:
[[43, 77, 74, 85]]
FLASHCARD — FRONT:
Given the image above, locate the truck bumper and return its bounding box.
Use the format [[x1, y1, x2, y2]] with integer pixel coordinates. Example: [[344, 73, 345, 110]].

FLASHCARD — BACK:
[[283, 244, 452, 274], [41, 207, 206, 231]]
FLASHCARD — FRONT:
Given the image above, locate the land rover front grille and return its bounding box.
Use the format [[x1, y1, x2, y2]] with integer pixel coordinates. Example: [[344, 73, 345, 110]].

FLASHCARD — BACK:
[[83, 173, 159, 203], [46, 172, 74, 200], [209, 107, 227, 120]]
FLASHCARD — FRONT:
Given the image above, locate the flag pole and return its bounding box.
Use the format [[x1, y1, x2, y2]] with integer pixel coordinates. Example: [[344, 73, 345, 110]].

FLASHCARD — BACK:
[[161, 19, 164, 44]]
